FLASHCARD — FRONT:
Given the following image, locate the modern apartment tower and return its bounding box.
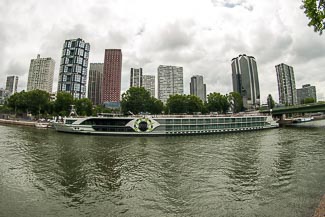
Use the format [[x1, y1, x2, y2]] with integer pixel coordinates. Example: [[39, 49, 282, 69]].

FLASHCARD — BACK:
[[130, 68, 143, 88], [102, 49, 122, 104], [143, 75, 155, 97], [231, 54, 260, 110], [190, 75, 206, 102], [158, 65, 183, 104], [57, 38, 90, 99], [296, 84, 317, 104], [27, 54, 55, 93], [88, 63, 103, 105], [275, 63, 297, 106], [6, 75, 18, 95]]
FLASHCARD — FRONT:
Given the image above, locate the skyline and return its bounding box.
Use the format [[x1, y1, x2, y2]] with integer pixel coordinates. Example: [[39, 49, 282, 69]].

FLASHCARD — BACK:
[[1, 0, 325, 103]]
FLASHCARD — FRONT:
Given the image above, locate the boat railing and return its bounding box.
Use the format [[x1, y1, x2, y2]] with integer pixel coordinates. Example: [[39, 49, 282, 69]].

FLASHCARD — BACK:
[[130, 113, 270, 118]]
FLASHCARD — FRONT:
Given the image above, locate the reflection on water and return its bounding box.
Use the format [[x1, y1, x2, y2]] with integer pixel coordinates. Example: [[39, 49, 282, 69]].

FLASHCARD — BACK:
[[1, 121, 325, 216]]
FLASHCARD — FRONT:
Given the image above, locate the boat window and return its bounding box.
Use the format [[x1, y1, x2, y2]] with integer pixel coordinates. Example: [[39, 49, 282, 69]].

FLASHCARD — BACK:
[[65, 119, 76, 124], [80, 118, 133, 126], [182, 119, 189, 124]]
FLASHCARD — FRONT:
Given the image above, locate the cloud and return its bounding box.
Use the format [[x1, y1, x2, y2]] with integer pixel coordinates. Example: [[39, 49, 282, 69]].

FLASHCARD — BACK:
[[0, 0, 324, 103], [211, 0, 254, 11]]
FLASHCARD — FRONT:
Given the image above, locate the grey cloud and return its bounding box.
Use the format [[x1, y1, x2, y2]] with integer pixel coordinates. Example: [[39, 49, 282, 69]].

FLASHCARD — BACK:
[[290, 35, 325, 63], [211, 0, 253, 11], [152, 21, 194, 51], [136, 24, 146, 36]]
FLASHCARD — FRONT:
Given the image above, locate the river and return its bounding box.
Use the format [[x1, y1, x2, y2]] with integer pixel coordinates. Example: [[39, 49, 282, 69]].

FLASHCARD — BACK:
[[1, 120, 325, 217]]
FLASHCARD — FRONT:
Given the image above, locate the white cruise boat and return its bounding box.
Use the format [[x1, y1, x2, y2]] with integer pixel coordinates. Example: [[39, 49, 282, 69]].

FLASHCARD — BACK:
[[53, 114, 278, 136]]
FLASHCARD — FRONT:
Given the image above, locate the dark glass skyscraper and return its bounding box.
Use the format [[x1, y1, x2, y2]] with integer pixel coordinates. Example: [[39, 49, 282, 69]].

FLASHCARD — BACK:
[[6, 75, 18, 95], [231, 54, 260, 110], [57, 38, 90, 99], [190, 75, 206, 102], [88, 63, 103, 105]]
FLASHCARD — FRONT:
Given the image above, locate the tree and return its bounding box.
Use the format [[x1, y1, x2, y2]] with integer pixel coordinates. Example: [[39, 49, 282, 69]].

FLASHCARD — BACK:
[[228, 92, 243, 113], [206, 92, 230, 114], [75, 98, 93, 116], [121, 87, 163, 114], [92, 105, 112, 116], [303, 97, 315, 104], [267, 94, 275, 109], [7, 91, 29, 115], [187, 95, 204, 114], [26, 90, 51, 117], [147, 97, 164, 114], [53, 92, 74, 116], [302, 0, 325, 34], [165, 94, 187, 114]]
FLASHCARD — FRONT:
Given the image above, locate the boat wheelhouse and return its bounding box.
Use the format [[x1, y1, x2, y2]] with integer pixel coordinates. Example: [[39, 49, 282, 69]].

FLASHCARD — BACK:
[[53, 114, 278, 136]]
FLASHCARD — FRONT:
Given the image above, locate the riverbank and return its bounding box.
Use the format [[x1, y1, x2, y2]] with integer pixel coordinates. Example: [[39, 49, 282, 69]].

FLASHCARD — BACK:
[[0, 118, 36, 127], [277, 114, 325, 126], [312, 195, 325, 217]]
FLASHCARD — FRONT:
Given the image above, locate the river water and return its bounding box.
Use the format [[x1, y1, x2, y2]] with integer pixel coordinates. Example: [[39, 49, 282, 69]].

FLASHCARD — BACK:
[[1, 120, 325, 217]]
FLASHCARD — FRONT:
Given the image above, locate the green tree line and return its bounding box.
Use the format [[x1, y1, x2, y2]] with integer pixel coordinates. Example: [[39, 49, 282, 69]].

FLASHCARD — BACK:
[[0, 88, 244, 118], [121, 87, 244, 115], [0, 90, 109, 118]]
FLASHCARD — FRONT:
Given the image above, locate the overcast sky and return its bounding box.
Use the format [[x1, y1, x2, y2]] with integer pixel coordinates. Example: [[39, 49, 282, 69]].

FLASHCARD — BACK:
[[1, 0, 324, 103]]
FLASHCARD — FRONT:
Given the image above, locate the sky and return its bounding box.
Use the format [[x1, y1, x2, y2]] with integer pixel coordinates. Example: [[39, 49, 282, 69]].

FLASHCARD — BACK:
[[1, 0, 325, 103]]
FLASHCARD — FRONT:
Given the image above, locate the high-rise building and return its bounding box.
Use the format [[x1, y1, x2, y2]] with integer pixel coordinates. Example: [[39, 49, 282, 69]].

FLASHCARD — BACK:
[[275, 63, 297, 105], [102, 49, 122, 104], [88, 63, 103, 105], [190, 75, 206, 102], [231, 54, 260, 110], [27, 54, 55, 93], [130, 68, 143, 88], [0, 88, 11, 105], [143, 75, 155, 97], [57, 38, 90, 99], [6, 75, 18, 95], [158, 65, 183, 103], [296, 84, 317, 104]]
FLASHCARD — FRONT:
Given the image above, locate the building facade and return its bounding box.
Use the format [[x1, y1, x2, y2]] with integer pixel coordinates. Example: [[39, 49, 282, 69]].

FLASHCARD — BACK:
[[6, 75, 18, 95], [275, 63, 297, 106], [190, 75, 206, 102], [296, 84, 317, 104], [57, 38, 90, 99], [102, 49, 122, 104], [143, 75, 155, 97], [231, 54, 260, 110], [130, 68, 143, 88], [158, 65, 183, 104], [88, 63, 103, 105], [0, 88, 11, 105], [27, 54, 55, 93]]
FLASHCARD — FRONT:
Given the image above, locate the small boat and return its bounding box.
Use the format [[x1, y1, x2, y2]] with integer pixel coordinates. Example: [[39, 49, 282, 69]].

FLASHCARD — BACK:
[[35, 122, 51, 128], [292, 117, 314, 123]]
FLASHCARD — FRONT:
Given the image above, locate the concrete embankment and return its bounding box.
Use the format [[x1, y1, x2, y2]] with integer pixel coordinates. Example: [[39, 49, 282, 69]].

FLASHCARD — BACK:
[[312, 194, 325, 217], [0, 118, 36, 127]]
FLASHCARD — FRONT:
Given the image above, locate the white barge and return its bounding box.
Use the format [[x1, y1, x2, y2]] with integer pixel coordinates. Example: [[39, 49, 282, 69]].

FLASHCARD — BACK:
[[53, 114, 278, 136]]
